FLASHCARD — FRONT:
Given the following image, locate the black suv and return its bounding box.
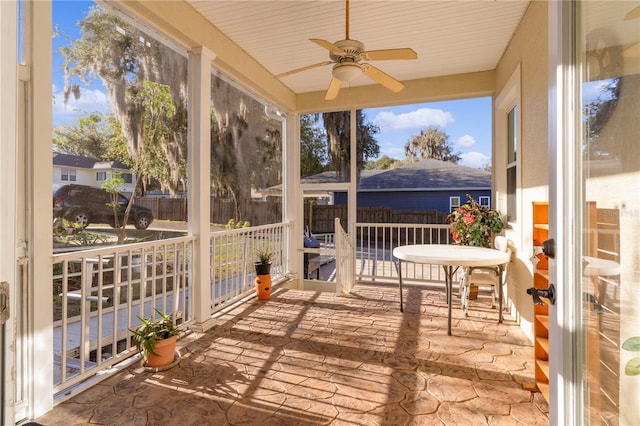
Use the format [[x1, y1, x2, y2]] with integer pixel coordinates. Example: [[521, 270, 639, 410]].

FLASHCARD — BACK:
[[53, 184, 154, 230]]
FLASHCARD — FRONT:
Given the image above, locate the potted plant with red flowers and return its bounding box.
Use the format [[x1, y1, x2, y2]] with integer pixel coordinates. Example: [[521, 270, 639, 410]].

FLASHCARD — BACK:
[[447, 195, 504, 300], [447, 194, 504, 248]]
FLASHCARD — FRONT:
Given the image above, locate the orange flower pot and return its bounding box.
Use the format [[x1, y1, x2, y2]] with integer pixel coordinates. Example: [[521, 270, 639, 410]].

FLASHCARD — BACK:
[[145, 334, 177, 368], [255, 274, 272, 300]]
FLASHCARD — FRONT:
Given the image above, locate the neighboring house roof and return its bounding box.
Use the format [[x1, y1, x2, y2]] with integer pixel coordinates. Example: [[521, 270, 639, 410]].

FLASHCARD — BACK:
[[301, 159, 490, 191], [258, 159, 490, 199], [52, 153, 130, 171], [358, 159, 490, 191]]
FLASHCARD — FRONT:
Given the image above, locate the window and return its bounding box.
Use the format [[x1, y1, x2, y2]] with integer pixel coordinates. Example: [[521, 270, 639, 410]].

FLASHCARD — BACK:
[[96, 171, 107, 181], [123, 173, 133, 184], [450, 196, 461, 212], [506, 106, 517, 222], [496, 66, 520, 226], [61, 168, 76, 182], [479, 196, 490, 208]]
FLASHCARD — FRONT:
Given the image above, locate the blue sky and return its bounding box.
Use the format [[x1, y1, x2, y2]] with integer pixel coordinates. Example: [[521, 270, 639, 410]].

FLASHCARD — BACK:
[[53, 0, 493, 169], [363, 97, 492, 168], [52, 1, 109, 125]]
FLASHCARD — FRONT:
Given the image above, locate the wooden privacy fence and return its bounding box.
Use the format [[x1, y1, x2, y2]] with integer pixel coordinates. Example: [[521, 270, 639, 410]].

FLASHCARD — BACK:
[[306, 205, 448, 234], [136, 197, 281, 226], [135, 197, 187, 221], [137, 197, 448, 229]]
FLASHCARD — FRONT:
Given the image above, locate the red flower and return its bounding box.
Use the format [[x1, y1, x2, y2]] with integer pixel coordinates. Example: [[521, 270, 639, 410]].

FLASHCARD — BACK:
[[462, 213, 475, 226]]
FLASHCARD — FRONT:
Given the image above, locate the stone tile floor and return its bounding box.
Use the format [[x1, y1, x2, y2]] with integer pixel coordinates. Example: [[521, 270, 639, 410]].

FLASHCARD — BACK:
[[35, 283, 549, 425]]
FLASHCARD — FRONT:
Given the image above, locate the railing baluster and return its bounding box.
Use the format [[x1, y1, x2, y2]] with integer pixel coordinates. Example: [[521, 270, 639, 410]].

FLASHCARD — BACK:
[[53, 236, 195, 393], [354, 223, 450, 284]]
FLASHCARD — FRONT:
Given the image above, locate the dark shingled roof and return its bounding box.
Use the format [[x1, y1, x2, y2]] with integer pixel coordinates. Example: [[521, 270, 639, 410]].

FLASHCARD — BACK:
[[359, 159, 490, 190], [301, 159, 490, 190], [52, 153, 130, 171]]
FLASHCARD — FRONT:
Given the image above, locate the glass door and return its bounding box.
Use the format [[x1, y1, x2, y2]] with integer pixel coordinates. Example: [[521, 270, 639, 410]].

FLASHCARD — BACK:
[[301, 188, 347, 287], [299, 110, 357, 290], [577, 2, 640, 424]]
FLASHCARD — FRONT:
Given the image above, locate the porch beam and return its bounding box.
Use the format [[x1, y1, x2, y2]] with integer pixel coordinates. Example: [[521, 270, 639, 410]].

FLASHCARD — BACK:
[[296, 70, 496, 114]]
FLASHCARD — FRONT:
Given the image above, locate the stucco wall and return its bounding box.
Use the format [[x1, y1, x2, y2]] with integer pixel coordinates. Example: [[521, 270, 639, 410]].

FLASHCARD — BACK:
[[494, 0, 549, 342]]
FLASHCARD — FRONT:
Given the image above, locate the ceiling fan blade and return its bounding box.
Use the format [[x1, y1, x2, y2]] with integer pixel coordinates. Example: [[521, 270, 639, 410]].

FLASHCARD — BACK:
[[325, 77, 342, 100], [310, 39, 344, 55], [361, 64, 405, 93], [276, 61, 333, 78], [624, 5, 640, 20], [622, 42, 640, 58], [362, 48, 417, 61]]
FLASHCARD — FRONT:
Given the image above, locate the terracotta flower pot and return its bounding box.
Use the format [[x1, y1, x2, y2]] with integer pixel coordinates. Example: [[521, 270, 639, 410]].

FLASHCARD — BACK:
[[145, 334, 177, 368], [255, 274, 272, 300]]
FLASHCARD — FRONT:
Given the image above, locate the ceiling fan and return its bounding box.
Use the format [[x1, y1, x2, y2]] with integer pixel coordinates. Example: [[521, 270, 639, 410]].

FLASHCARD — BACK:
[[275, 0, 417, 100]]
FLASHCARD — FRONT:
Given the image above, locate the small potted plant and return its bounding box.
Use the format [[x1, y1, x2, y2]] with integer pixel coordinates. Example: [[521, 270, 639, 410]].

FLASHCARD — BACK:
[[130, 309, 180, 368], [254, 249, 273, 300], [255, 249, 273, 276]]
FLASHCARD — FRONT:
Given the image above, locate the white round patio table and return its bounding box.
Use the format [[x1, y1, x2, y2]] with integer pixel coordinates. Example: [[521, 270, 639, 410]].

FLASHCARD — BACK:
[[393, 244, 511, 335]]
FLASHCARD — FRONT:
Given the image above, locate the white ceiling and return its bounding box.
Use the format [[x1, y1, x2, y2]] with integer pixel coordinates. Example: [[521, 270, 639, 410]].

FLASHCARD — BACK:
[[186, 0, 531, 96]]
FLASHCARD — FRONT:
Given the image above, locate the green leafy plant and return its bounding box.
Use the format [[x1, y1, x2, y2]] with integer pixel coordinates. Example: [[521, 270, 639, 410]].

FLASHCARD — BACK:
[[129, 309, 179, 357], [52, 217, 83, 236], [256, 249, 273, 264], [622, 336, 640, 376], [447, 194, 504, 247], [53, 218, 111, 246], [225, 218, 251, 229]]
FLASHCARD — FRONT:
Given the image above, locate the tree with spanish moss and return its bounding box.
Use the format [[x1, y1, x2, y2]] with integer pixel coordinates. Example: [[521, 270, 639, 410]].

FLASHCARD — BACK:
[[59, 6, 188, 196], [404, 127, 461, 163], [317, 110, 380, 182], [59, 5, 282, 227]]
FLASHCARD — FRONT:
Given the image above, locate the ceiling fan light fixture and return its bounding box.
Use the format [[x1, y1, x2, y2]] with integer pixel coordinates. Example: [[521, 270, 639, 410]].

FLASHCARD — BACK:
[[276, 0, 415, 99], [333, 62, 361, 82]]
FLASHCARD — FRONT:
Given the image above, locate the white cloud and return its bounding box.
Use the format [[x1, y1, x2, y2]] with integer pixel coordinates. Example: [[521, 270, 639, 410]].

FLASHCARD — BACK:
[[380, 145, 405, 160], [459, 151, 490, 169], [52, 86, 112, 125], [456, 134, 476, 148], [582, 79, 617, 104], [373, 108, 454, 131]]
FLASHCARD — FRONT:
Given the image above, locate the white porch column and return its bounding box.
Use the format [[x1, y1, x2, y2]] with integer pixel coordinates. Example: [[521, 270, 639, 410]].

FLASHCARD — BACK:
[[283, 113, 301, 280], [348, 110, 357, 239], [30, 0, 55, 418], [188, 47, 214, 330]]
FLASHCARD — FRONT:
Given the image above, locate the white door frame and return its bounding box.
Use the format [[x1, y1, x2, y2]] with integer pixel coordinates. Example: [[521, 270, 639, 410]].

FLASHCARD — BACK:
[[0, 1, 19, 424], [547, 1, 581, 424]]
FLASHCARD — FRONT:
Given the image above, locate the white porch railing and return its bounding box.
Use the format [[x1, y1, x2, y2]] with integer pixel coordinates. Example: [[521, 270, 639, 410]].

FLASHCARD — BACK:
[[335, 218, 355, 293], [209, 222, 289, 314], [50, 221, 453, 397], [355, 223, 454, 284], [52, 236, 194, 393]]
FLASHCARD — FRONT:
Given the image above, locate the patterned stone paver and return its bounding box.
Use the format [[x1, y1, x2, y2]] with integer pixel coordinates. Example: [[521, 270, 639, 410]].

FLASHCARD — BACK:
[[35, 283, 549, 425]]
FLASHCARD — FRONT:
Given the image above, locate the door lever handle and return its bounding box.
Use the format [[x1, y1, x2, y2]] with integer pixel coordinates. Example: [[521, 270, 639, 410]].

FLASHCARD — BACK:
[[526, 284, 556, 305], [542, 238, 555, 259]]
